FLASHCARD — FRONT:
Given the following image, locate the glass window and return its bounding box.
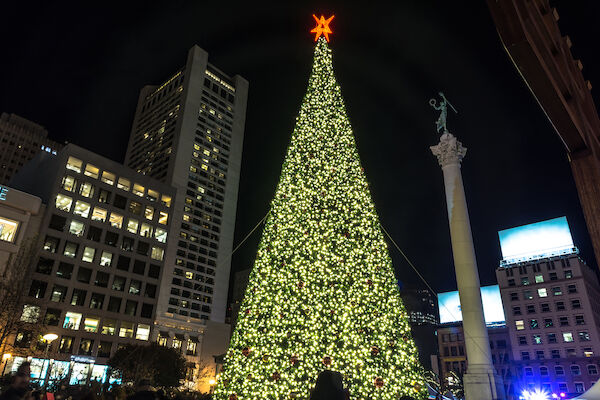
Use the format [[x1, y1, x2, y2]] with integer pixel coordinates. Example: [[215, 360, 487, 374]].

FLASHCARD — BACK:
[[94, 271, 109, 288], [544, 318, 553, 327], [145, 206, 154, 220], [128, 280, 141, 295], [55, 194, 73, 212], [107, 297, 121, 313], [82, 246, 95, 263], [524, 290, 533, 300], [158, 212, 168, 225], [132, 184, 145, 197], [20, 305, 40, 323], [61, 175, 77, 192], [57, 262, 74, 279], [98, 189, 110, 203], [117, 177, 130, 191], [125, 300, 138, 316], [58, 336, 74, 353], [515, 320, 524, 330], [155, 228, 167, 243], [127, 219, 139, 234], [89, 293, 105, 309], [91, 207, 107, 222], [552, 286, 563, 296], [105, 231, 119, 247], [588, 365, 598, 375], [575, 383, 585, 393], [140, 223, 153, 238], [77, 267, 92, 283], [563, 332, 574, 342], [0, 217, 20, 243], [136, 324, 150, 341], [70, 289, 86, 306], [112, 276, 126, 291], [98, 341, 112, 357], [101, 171, 115, 185], [555, 366, 565, 375], [28, 280, 47, 299], [63, 312, 82, 330], [100, 251, 113, 267], [84, 164, 99, 179], [535, 274, 544, 283], [119, 322, 134, 338], [101, 319, 116, 335], [129, 201, 143, 215], [79, 182, 94, 198], [44, 308, 61, 326], [79, 338, 94, 355], [73, 201, 91, 218], [50, 285, 67, 302], [530, 319, 538, 329], [147, 190, 159, 202], [571, 365, 581, 375], [548, 333, 557, 343], [579, 331, 591, 341], [161, 195, 172, 207], [533, 334, 542, 344], [537, 288, 547, 297], [68, 220, 85, 237], [84, 317, 100, 333], [151, 247, 164, 261], [66, 156, 82, 173], [109, 213, 123, 229]]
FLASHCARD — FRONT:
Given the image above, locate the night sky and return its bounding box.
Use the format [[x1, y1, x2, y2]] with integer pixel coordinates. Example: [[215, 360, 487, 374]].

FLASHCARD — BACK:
[[2, 1, 600, 294]]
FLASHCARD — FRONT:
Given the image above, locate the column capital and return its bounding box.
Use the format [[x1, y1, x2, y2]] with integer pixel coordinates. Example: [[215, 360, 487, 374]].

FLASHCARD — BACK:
[[430, 132, 467, 167]]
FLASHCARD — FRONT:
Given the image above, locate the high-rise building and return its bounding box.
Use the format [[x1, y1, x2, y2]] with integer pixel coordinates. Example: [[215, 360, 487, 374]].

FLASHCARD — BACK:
[[8, 144, 175, 385], [0, 113, 62, 185], [401, 286, 439, 370], [124, 45, 248, 389], [496, 217, 600, 397]]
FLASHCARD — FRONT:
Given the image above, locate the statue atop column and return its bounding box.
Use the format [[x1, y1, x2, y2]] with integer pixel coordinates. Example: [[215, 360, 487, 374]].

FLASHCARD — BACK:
[[429, 92, 458, 134]]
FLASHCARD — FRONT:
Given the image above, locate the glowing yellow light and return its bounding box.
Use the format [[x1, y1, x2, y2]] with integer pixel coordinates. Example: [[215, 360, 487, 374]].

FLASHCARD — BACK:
[[2, 353, 11, 360], [43, 333, 58, 342]]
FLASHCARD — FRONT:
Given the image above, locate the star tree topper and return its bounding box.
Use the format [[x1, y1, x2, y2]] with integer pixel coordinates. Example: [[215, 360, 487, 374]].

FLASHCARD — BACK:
[[311, 14, 334, 42]]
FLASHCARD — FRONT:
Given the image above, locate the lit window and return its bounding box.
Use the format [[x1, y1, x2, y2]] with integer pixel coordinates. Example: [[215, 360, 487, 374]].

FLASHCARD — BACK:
[[515, 320, 524, 330], [55, 194, 73, 212], [73, 201, 91, 218], [132, 184, 145, 197], [579, 331, 591, 341], [535, 274, 544, 283], [63, 242, 78, 258], [119, 322, 134, 338], [186, 340, 197, 355], [140, 223, 153, 238], [84, 317, 99, 332], [100, 251, 113, 267], [101, 319, 116, 335], [537, 288, 547, 298], [127, 219, 139, 234], [584, 348, 594, 357], [79, 182, 94, 198], [151, 247, 164, 261], [183, 214, 190, 222], [0, 217, 19, 243], [145, 206, 154, 220], [66, 157, 82, 173], [563, 332, 574, 342], [20, 305, 40, 323], [63, 312, 82, 330], [91, 207, 107, 222], [61, 177, 77, 194], [533, 334, 542, 344], [147, 189, 159, 202], [552, 287, 563, 296], [69, 220, 85, 237], [82, 246, 95, 263], [161, 195, 172, 207], [159, 211, 168, 225], [101, 171, 116, 185], [136, 324, 150, 341], [117, 177, 130, 191], [185, 271, 193, 279], [109, 213, 123, 229], [84, 164, 99, 179], [155, 228, 167, 243]]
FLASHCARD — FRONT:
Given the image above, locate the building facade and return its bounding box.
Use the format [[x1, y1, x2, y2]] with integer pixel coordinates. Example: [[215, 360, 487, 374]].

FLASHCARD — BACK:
[[437, 323, 515, 398], [497, 253, 600, 396], [124, 45, 248, 388], [8, 144, 175, 385], [0, 184, 43, 274], [0, 113, 62, 185]]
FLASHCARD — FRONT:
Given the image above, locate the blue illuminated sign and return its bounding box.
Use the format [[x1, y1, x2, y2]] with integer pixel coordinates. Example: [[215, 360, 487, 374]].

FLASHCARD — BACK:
[[438, 285, 506, 326], [498, 216, 576, 264], [0, 186, 7, 201]]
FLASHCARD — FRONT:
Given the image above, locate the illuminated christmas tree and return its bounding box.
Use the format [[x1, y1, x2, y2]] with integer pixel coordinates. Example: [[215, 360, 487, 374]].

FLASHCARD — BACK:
[[214, 16, 426, 400]]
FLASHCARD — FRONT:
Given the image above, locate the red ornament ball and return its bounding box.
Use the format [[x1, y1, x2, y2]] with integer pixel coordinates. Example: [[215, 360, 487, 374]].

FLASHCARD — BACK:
[[374, 378, 384, 388], [322, 356, 332, 366], [242, 347, 251, 357]]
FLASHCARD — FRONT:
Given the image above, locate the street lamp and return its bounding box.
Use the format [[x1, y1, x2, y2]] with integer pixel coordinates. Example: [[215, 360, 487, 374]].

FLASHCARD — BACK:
[[1, 353, 12, 376], [42, 333, 58, 390]]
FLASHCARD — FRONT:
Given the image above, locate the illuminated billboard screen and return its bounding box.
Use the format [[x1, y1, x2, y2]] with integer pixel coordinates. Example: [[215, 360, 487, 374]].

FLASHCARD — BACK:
[[498, 216, 575, 263], [438, 285, 505, 326]]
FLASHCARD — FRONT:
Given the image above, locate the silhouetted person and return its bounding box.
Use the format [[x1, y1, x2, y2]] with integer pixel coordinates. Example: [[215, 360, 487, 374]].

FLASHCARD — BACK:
[[0, 362, 31, 400], [126, 380, 159, 400], [309, 371, 345, 400]]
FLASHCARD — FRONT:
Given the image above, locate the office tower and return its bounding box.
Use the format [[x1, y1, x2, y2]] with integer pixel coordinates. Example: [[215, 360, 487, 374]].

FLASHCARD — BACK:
[[8, 144, 175, 385], [401, 286, 439, 370], [496, 217, 600, 397], [124, 45, 248, 390], [0, 113, 62, 185]]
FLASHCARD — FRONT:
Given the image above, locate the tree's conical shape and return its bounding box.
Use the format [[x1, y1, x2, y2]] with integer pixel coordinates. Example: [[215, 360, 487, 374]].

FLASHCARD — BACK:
[[214, 38, 426, 400]]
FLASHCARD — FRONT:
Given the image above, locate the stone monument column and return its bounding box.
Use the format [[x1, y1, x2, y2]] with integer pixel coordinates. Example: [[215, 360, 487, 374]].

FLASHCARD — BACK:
[[431, 132, 505, 400]]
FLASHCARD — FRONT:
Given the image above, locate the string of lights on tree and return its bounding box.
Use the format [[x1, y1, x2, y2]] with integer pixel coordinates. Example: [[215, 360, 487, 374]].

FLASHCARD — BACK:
[[213, 15, 426, 400]]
